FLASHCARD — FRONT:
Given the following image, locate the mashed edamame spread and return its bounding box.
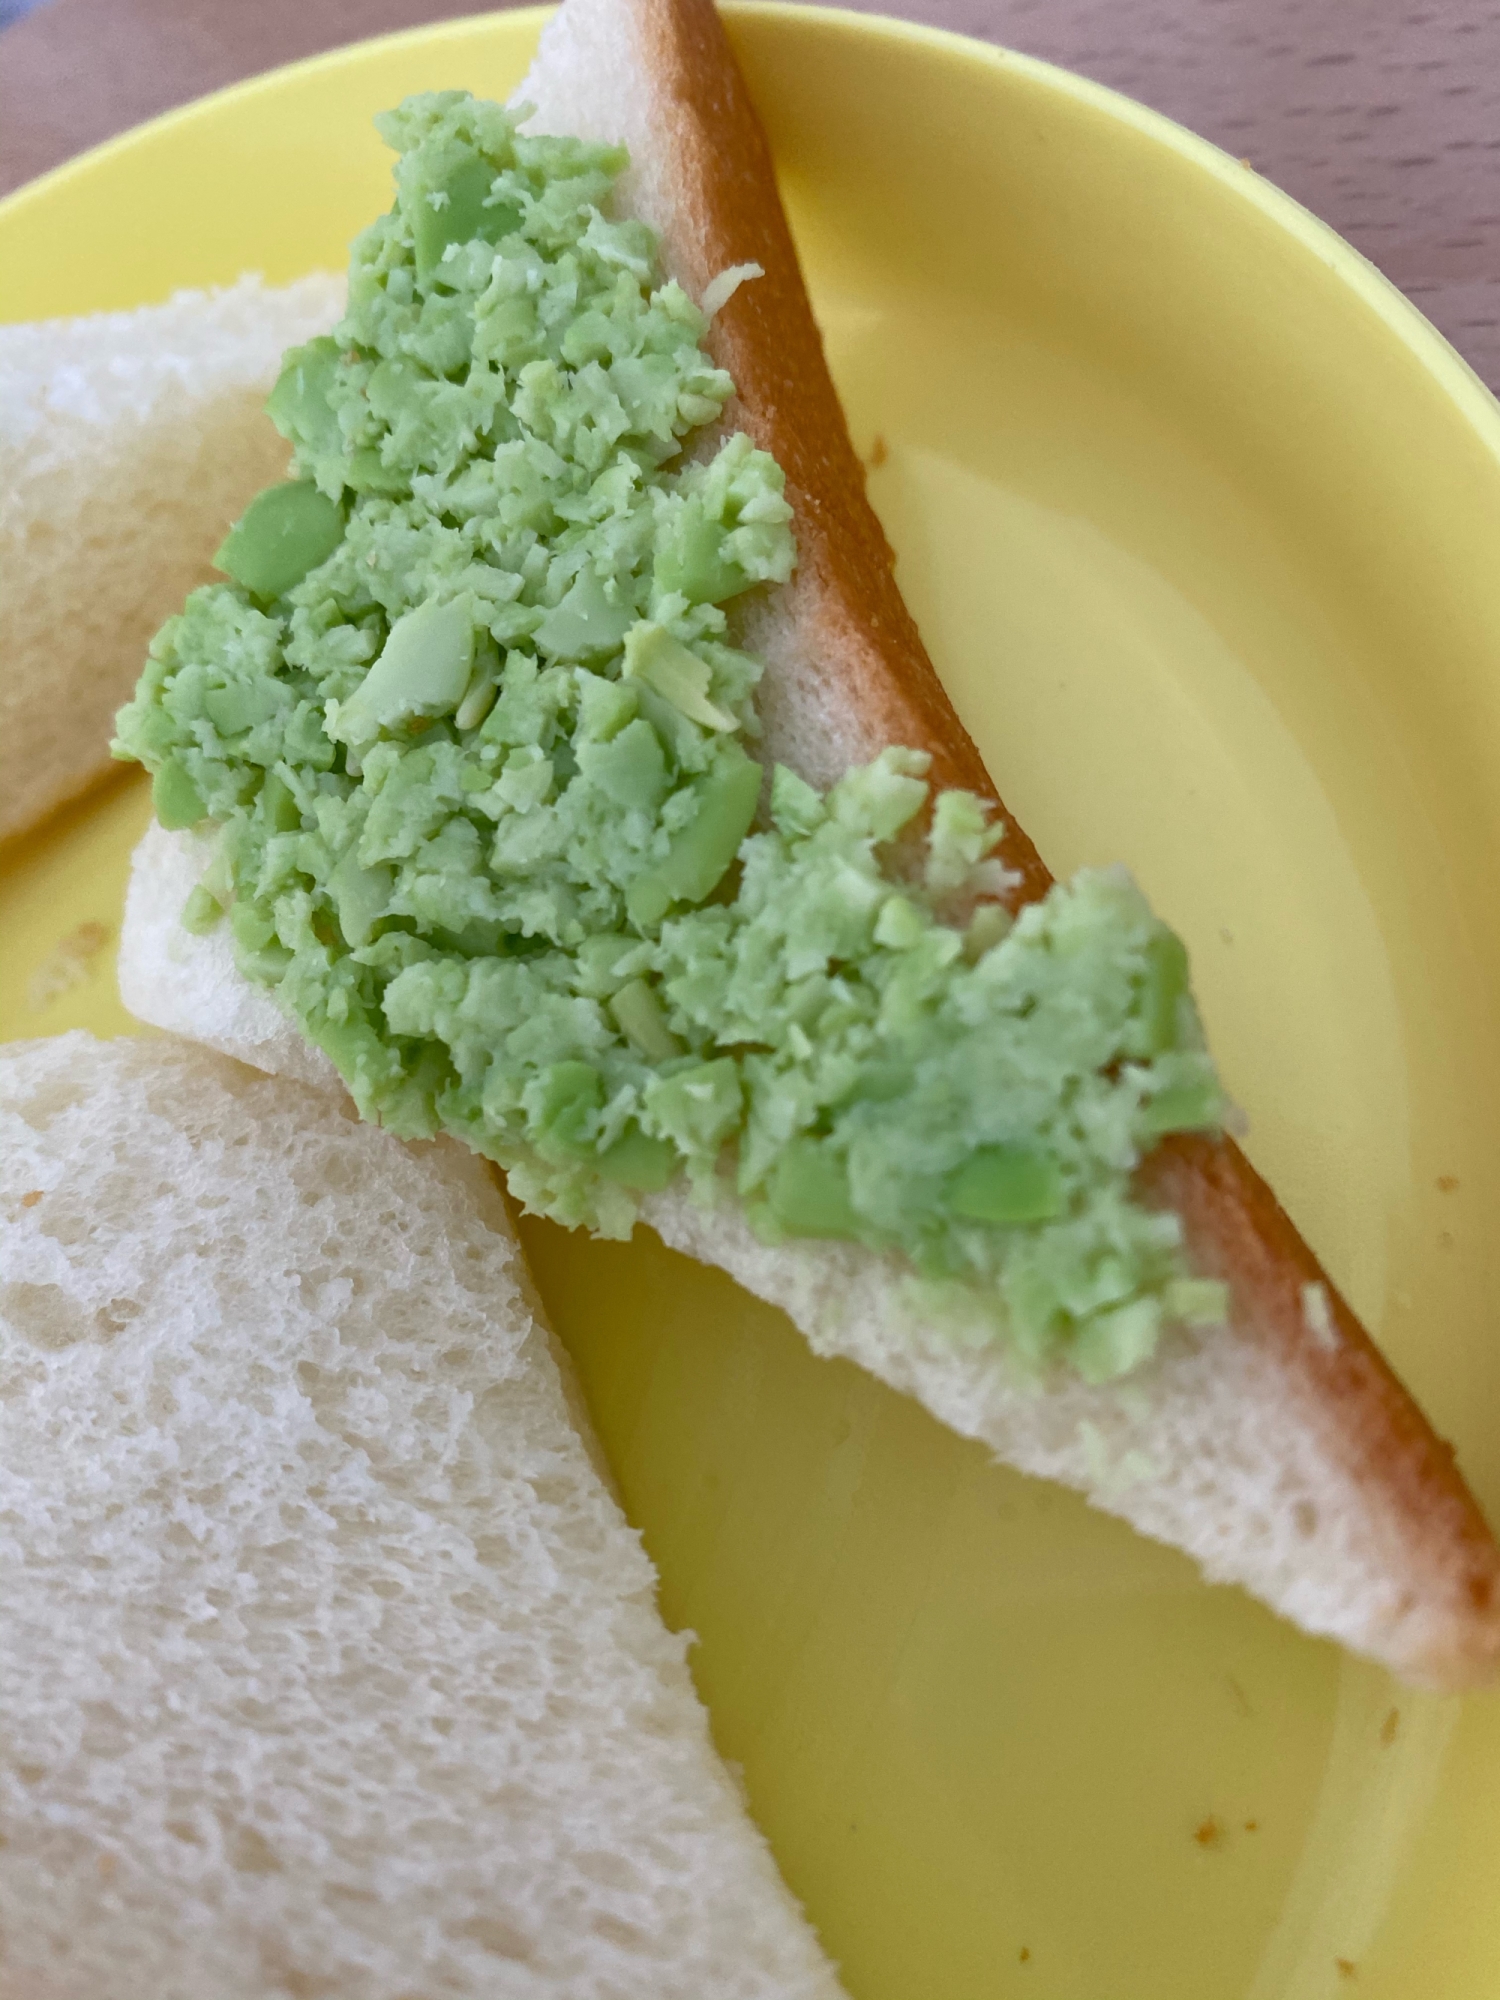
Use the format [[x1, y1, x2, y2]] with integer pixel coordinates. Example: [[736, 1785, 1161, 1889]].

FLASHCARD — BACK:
[[115, 91, 1229, 1381]]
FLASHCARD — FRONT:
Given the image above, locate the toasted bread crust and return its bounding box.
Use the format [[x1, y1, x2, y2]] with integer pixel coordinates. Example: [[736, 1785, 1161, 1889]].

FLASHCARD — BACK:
[[628, 0, 1500, 1682], [634, 0, 1053, 900], [1141, 1134, 1498, 1682]]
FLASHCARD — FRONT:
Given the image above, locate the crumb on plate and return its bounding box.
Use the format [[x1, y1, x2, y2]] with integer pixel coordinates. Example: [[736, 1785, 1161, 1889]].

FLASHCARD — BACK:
[[27, 920, 111, 1011]]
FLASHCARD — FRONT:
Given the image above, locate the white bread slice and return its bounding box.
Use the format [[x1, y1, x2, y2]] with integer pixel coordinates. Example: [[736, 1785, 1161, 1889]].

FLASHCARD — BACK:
[[118, 0, 1500, 1690], [0, 274, 343, 843], [120, 822, 339, 1091], [117, 822, 1500, 1692], [0, 1031, 843, 2000]]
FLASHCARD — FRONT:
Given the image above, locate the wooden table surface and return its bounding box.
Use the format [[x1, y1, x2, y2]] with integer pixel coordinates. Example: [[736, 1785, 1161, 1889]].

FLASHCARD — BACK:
[[2, 0, 1497, 396]]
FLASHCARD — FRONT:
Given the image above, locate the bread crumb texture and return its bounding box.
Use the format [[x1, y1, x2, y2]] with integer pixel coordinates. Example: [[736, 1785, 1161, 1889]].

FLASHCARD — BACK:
[[0, 274, 343, 840], [641, 1176, 1496, 1682], [0, 1033, 841, 1999]]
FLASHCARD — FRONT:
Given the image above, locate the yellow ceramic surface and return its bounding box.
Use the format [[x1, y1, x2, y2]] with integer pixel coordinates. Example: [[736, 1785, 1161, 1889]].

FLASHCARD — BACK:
[[3, 10, 1498, 1995]]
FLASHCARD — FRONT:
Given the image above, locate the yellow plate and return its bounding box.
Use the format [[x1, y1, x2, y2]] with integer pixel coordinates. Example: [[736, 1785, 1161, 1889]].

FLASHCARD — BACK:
[[3, 9, 1498, 1995]]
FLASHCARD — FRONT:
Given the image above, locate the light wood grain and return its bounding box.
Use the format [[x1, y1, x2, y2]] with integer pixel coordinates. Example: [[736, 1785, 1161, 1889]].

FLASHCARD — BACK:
[[1, 0, 1496, 393], [931, 0, 1500, 396]]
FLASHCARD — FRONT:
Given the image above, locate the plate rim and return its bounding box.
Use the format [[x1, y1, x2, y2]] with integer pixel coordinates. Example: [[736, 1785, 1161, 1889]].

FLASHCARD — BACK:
[[2, 0, 1497, 467]]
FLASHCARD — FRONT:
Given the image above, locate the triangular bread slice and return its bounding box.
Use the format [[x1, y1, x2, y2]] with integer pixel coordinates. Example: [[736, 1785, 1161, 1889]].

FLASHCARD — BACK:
[[0, 274, 343, 841], [118, 0, 1500, 1690], [0, 1031, 843, 1999], [517, 0, 1500, 1688]]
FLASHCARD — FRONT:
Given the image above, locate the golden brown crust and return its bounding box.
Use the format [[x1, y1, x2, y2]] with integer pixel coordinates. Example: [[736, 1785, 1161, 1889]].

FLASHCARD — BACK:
[[635, 0, 1500, 1680], [1141, 1134, 1500, 1681], [637, 0, 1053, 903]]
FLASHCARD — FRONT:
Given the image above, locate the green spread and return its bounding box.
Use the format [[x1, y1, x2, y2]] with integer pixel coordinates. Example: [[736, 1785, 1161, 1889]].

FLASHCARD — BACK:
[[115, 91, 1229, 1381]]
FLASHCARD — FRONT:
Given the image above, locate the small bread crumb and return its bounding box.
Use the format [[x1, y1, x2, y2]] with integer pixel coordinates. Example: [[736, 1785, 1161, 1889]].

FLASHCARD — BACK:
[[1018, 1946, 1031, 1963], [1379, 1707, 1400, 1746], [699, 261, 764, 318], [1335, 1959, 1357, 1980], [866, 434, 888, 469], [1243, 1818, 1259, 1832], [1436, 1174, 1459, 1192], [27, 921, 111, 1011], [20, 1190, 43, 1208], [1301, 1281, 1338, 1353], [1193, 1815, 1224, 1849]]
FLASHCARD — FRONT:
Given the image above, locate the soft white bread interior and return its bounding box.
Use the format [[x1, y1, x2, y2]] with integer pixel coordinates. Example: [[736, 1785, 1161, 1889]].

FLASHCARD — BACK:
[[0, 1031, 843, 2000], [118, 821, 1500, 1691], [119, 823, 338, 1091], [116, 0, 1500, 1691], [0, 274, 343, 843]]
